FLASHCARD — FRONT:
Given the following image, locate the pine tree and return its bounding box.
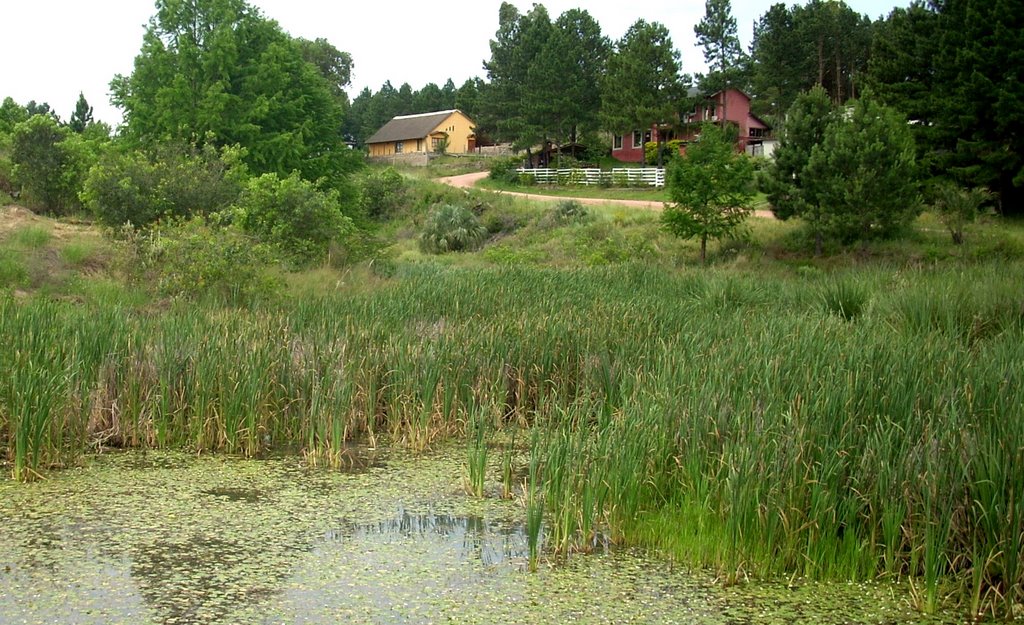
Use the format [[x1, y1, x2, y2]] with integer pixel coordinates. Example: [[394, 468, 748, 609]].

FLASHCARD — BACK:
[[694, 0, 745, 125], [601, 20, 687, 167], [68, 92, 94, 134]]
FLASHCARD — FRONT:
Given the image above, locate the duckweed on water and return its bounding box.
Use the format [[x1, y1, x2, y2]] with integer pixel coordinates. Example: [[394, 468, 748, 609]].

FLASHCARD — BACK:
[[0, 447, 955, 625]]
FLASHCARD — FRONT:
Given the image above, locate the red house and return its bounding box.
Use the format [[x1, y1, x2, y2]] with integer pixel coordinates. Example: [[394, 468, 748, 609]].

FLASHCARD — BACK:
[[610, 88, 773, 163]]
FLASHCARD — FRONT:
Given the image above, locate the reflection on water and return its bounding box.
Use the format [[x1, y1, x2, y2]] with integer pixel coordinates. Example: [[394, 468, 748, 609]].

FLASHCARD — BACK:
[[329, 508, 530, 566]]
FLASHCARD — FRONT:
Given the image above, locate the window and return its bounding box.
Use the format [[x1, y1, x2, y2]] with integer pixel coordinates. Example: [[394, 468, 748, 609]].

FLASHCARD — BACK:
[[395, 141, 404, 154], [632, 130, 643, 148], [613, 135, 623, 150]]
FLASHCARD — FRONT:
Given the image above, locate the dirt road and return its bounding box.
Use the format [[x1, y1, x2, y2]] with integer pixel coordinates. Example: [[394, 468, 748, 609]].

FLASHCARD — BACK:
[[438, 171, 776, 218]]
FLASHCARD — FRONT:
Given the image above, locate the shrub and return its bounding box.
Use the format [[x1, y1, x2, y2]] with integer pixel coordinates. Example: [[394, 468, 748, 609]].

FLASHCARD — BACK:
[[549, 200, 591, 226], [930, 181, 993, 245], [10, 115, 90, 215], [123, 218, 280, 305], [234, 172, 354, 268], [489, 155, 525, 184], [644, 139, 684, 165], [420, 204, 487, 254], [359, 167, 407, 220], [82, 144, 246, 228]]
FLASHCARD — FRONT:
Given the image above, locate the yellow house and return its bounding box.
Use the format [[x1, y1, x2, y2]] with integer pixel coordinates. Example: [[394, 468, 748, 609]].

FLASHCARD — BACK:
[[365, 110, 476, 157]]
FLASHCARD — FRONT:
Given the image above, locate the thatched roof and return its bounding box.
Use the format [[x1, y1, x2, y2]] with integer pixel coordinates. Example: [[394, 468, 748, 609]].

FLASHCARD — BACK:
[[365, 110, 461, 144]]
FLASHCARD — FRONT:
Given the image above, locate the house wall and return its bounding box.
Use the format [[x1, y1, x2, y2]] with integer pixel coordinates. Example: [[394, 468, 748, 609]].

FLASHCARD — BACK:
[[611, 89, 773, 162], [610, 128, 658, 163], [367, 111, 476, 156], [431, 111, 476, 154]]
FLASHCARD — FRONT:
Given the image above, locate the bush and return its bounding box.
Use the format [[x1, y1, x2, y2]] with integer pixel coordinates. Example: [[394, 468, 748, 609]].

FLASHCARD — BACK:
[[123, 218, 281, 305], [82, 144, 246, 228], [930, 181, 993, 245], [489, 155, 525, 184], [420, 204, 487, 254], [359, 167, 407, 220], [548, 200, 591, 226], [234, 172, 354, 267], [644, 139, 684, 165], [10, 115, 90, 215]]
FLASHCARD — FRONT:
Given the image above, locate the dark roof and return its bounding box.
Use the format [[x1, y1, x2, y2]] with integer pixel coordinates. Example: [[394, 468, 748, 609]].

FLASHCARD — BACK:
[[365, 110, 464, 144]]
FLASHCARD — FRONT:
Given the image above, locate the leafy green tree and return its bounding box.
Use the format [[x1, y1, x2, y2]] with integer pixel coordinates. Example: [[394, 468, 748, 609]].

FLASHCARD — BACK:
[[234, 172, 353, 266], [68, 93, 94, 134], [864, 3, 941, 172], [804, 96, 920, 241], [662, 123, 754, 263], [0, 98, 29, 135], [295, 37, 353, 101], [10, 115, 89, 214], [601, 20, 687, 167], [111, 0, 360, 193], [761, 86, 835, 254]]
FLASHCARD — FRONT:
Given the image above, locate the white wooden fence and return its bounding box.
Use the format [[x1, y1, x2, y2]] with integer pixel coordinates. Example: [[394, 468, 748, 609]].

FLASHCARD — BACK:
[[515, 167, 665, 188]]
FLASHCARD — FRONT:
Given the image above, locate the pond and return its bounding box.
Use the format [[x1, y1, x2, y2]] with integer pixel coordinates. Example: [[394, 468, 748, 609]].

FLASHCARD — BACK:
[[0, 447, 956, 625]]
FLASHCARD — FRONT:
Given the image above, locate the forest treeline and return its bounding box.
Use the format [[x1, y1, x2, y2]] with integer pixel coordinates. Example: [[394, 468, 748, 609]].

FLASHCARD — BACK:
[[0, 0, 1020, 247]]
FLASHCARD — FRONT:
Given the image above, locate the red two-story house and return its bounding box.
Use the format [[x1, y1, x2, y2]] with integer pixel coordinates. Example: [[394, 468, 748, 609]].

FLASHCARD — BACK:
[[611, 88, 774, 163]]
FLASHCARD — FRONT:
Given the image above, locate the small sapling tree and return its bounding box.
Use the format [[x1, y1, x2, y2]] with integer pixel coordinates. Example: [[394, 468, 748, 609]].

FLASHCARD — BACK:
[[931, 182, 993, 245], [661, 123, 754, 263]]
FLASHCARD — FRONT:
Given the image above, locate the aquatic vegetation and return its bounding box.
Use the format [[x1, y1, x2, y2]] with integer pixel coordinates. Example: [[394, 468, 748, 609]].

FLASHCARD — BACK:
[[1, 262, 1022, 620]]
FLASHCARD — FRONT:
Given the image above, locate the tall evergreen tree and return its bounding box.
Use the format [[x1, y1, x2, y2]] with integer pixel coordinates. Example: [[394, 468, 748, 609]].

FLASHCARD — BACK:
[[804, 95, 920, 241], [694, 0, 746, 124], [749, 1, 873, 122], [601, 19, 687, 166], [933, 0, 1024, 212], [864, 3, 941, 173], [524, 8, 610, 159], [481, 3, 553, 148], [761, 85, 835, 254], [68, 92, 94, 134]]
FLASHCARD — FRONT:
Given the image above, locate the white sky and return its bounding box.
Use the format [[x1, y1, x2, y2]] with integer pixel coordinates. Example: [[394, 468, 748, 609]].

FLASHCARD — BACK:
[[0, 0, 906, 127]]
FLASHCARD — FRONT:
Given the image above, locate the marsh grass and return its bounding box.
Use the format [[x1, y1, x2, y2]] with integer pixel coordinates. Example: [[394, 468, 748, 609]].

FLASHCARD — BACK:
[[1, 262, 1022, 619]]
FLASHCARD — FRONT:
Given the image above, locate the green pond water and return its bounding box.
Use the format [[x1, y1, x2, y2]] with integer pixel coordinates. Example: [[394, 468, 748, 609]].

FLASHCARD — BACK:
[[0, 447, 958, 625]]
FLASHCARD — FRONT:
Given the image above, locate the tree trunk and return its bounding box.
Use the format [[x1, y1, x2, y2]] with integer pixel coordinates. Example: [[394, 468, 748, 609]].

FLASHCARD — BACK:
[[817, 37, 826, 87], [834, 45, 843, 103], [657, 130, 665, 168], [700, 234, 708, 264], [815, 230, 823, 257]]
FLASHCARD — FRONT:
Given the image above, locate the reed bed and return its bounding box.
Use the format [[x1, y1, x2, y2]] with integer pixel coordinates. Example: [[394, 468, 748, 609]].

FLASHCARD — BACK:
[[1, 262, 1021, 619]]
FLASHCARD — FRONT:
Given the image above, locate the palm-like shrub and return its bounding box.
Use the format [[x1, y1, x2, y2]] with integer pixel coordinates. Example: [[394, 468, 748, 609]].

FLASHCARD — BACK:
[[420, 204, 487, 254]]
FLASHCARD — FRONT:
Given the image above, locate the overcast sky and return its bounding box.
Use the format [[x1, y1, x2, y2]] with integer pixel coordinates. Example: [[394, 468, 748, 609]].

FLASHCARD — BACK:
[[1, 0, 906, 126]]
